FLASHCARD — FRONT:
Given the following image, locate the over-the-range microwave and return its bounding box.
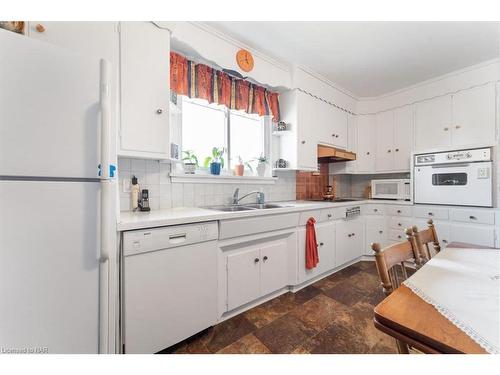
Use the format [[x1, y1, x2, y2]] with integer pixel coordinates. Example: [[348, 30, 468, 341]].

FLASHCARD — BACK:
[[371, 179, 411, 201]]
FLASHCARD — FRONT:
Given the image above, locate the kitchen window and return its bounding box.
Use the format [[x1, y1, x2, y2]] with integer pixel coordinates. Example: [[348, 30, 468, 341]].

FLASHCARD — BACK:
[[181, 96, 268, 172]]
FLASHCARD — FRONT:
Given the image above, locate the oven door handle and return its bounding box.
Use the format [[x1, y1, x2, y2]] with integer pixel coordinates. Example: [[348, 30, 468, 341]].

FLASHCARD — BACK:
[[431, 163, 470, 168]]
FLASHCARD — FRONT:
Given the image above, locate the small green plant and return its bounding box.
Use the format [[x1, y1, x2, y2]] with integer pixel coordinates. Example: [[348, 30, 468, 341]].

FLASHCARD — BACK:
[[203, 147, 226, 168], [252, 154, 268, 164], [236, 156, 253, 172], [182, 150, 199, 166]]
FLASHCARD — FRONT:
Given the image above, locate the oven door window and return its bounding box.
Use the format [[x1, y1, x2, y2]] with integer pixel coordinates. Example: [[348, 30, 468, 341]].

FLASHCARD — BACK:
[[431, 173, 467, 186]]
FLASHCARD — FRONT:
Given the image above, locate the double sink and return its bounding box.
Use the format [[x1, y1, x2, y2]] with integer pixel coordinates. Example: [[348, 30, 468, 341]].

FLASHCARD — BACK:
[[207, 203, 290, 212]]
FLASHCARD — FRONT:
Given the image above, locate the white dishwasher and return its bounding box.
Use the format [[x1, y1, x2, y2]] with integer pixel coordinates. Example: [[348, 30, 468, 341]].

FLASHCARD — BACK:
[[122, 221, 218, 354]]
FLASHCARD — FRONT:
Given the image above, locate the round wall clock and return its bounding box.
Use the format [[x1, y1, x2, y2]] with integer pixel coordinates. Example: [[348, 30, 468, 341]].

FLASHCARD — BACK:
[[236, 49, 254, 72]]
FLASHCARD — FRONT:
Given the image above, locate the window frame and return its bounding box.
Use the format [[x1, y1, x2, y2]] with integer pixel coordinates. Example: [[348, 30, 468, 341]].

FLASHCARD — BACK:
[[180, 96, 270, 174]]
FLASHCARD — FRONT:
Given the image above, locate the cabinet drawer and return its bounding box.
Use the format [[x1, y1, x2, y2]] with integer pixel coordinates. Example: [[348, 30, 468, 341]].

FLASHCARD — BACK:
[[450, 209, 495, 225], [362, 204, 386, 216], [388, 229, 407, 242], [389, 217, 413, 230], [320, 207, 346, 222], [386, 205, 413, 217], [414, 206, 449, 220], [299, 210, 322, 226], [220, 213, 299, 240]]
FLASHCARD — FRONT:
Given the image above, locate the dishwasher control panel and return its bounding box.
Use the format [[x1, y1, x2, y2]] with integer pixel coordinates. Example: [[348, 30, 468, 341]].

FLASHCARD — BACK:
[[122, 221, 219, 256]]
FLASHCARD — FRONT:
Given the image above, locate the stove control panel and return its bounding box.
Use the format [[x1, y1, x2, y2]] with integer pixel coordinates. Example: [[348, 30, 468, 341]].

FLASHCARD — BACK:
[[415, 147, 491, 166]]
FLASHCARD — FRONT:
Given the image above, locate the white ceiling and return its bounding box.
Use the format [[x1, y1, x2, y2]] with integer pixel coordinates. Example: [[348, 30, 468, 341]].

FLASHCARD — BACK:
[[206, 22, 500, 98]]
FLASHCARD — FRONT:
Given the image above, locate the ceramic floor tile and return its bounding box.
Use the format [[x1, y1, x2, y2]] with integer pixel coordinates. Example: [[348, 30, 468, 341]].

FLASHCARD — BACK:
[[204, 315, 257, 353], [322, 280, 367, 306], [253, 314, 318, 354], [217, 334, 271, 354]]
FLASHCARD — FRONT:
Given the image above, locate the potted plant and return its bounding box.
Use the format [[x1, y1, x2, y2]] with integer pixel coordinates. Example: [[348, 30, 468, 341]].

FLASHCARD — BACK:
[[234, 156, 253, 176], [182, 150, 198, 174], [204, 147, 225, 175], [253, 155, 268, 177]]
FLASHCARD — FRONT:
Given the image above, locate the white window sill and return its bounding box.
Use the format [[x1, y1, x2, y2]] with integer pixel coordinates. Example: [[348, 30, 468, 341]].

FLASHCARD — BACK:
[[169, 173, 278, 184]]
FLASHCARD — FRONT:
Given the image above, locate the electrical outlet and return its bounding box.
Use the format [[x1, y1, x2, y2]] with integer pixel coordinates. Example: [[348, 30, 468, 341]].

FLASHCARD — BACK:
[[477, 167, 490, 179], [123, 178, 131, 193]]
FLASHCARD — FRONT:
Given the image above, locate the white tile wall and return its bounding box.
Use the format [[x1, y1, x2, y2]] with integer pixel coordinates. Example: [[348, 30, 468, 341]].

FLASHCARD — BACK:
[[334, 172, 410, 198], [118, 158, 297, 211]]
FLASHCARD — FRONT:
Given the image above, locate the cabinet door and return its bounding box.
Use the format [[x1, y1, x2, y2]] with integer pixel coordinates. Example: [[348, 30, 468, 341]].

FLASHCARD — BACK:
[[227, 247, 261, 311], [335, 219, 363, 266], [297, 222, 335, 283], [356, 115, 376, 173], [120, 22, 170, 158], [260, 240, 289, 296], [297, 92, 319, 170], [365, 216, 388, 256], [329, 106, 348, 149], [393, 105, 413, 171], [451, 84, 496, 148], [449, 224, 495, 248], [375, 111, 395, 172], [415, 95, 452, 152]]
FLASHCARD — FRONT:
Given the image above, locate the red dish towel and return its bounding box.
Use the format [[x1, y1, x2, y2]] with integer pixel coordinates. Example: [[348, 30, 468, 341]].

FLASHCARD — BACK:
[[306, 217, 319, 269]]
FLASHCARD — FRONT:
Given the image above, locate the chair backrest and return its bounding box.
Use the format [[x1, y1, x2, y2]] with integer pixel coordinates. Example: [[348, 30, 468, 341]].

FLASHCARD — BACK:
[[412, 219, 441, 263], [371, 228, 419, 296]]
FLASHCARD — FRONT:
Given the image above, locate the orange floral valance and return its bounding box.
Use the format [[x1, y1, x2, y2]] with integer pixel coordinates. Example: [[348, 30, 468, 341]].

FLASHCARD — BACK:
[[170, 52, 280, 122]]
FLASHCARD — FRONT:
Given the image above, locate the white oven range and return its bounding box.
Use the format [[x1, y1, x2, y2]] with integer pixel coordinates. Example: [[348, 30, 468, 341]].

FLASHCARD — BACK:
[[414, 147, 493, 207]]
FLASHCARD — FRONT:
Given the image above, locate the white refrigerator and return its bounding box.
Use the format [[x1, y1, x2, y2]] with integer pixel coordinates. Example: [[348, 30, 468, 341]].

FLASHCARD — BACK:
[[0, 29, 114, 353]]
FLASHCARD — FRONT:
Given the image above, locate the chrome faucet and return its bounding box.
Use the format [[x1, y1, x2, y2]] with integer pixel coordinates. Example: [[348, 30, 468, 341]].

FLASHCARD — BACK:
[[232, 188, 265, 205]]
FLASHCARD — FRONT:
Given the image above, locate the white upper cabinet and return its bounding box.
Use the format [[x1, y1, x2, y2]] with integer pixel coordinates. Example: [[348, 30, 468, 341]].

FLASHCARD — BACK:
[[393, 105, 413, 171], [119, 22, 171, 159], [355, 115, 376, 173], [328, 105, 348, 149], [451, 83, 496, 148], [375, 111, 395, 172], [415, 95, 452, 152], [296, 91, 319, 170], [415, 83, 496, 152]]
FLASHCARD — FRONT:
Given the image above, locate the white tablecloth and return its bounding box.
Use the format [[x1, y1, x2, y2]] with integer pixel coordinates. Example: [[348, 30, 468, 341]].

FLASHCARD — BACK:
[[403, 247, 500, 354]]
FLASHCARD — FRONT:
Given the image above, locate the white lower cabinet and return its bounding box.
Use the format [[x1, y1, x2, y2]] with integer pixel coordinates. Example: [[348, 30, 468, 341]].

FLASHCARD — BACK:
[[225, 234, 293, 312], [335, 218, 364, 266], [297, 221, 336, 283], [365, 216, 388, 255], [449, 224, 496, 248]]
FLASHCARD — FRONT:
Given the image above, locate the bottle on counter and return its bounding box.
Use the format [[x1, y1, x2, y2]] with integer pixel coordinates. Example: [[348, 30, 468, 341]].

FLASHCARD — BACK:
[[131, 175, 140, 211]]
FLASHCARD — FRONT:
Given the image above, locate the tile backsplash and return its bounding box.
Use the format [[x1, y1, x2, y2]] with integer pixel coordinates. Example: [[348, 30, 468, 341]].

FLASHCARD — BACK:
[[118, 158, 296, 211], [334, 172, 411, 198]]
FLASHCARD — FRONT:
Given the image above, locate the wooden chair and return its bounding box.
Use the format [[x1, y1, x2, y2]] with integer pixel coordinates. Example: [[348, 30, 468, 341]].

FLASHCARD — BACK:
[[411, 219, 441, 264], [371, 228, 421, 354]]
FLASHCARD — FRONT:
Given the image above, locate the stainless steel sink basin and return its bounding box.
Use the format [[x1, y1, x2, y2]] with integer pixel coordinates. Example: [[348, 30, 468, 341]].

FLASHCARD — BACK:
[[207, 205, 256, 212], [243, 203, 288, 209], [206, 203, 289, 211]]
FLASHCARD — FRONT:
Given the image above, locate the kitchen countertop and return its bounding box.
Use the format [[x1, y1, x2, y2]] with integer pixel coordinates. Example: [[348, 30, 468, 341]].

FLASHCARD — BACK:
[[117, 199, 413, 231]]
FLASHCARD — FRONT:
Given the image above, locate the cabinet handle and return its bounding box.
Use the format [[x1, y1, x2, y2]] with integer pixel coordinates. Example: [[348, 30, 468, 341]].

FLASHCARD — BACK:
[[366, 152, 370, 155], [397, 210, 401, 214], [263, 256, 269, 261], [455, 125, 461, 129], [387, 149, 391, 153], [374, 208, 378, 212], [327, 214, 332, 218], [156, 109, 163, 114], [348, 234, 352, 238], [444, 127, 449, 131], [379, 230, 383, 234], [395, 148, 399, 152], [351, 233, 355, 236], [398, 235, 402, 239], [469, 215, 477, 220], [254, 258, 260, 263], [319, 242, 324, 246], [443, 239, 448, 243], [332, 134, 336, 137], [301, 140, 306, 144], [398, 223, 402, 226], [35, 23, 45, 33], [335, 135, 339, 138], [428, 212, 434, 216]]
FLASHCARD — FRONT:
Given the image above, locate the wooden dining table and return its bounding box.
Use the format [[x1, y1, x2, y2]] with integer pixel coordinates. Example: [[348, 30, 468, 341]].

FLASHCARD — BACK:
[[373, 242, 498, 354]]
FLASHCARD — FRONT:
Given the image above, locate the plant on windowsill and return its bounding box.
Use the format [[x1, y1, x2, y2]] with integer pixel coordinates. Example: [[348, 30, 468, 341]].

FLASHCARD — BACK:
[[252, 155, 268, 177], [234, 156, 253, 177], [182, 150, 198, 174], [204, 147, 226, 176]]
